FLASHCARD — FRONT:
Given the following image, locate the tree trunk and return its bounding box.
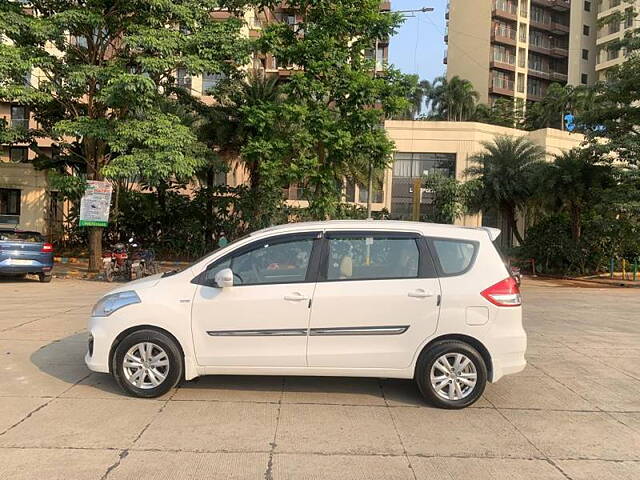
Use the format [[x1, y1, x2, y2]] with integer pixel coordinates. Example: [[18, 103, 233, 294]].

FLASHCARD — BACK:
[[205, 169, 214, 249], [570, 204, 581, 242], [505, 205, 524, 246], [88, 226, 103, 272]]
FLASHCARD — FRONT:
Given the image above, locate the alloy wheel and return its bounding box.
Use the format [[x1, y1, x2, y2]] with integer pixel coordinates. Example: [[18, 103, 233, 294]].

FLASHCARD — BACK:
[[429, 352, 478, 401], [122, 342, 170, 389]]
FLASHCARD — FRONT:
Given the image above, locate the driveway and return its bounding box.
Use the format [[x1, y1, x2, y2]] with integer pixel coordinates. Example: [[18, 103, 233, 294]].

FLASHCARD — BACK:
[[0, 277, 639, 479]]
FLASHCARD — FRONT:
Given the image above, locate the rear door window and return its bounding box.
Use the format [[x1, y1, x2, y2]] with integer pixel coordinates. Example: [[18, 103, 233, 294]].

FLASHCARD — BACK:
[[326, 235, 420, 281], [431, 239, 478, 276]]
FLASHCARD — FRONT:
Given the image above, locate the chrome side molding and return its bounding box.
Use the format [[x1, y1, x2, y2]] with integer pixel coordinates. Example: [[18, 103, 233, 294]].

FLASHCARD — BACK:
[[207, 325, 409, 337]]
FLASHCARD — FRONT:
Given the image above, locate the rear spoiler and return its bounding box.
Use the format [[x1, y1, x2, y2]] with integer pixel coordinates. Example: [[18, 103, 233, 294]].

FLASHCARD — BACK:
[[479, 227, 501, 242]]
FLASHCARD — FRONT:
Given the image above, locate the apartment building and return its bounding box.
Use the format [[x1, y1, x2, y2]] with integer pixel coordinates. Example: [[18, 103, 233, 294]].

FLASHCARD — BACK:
[[445, 0, 597, 104], [595, 0, 639, 81]]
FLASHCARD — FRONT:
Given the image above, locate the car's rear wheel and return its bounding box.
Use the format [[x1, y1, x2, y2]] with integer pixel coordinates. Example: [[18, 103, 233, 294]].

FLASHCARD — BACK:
[[38, 272, 52, 283], [112, 329, 183, 398], [415, 340, 487, 409]]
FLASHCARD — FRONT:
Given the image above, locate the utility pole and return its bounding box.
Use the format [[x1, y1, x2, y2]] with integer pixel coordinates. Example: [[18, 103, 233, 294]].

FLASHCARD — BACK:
[[366, 5, 434, 219]]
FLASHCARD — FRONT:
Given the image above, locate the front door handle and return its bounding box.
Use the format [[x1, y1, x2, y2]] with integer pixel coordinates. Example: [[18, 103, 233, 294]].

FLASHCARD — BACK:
[[284, 292, 309, 301], [408, 289, 434, 298]]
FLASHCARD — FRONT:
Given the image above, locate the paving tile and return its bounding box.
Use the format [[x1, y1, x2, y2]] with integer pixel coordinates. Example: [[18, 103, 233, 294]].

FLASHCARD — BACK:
[[391, 407, 537, 458], [272, 453, 414, 480], [411, 457, 566, 480], [556, 459, 640, 480], [135, 400, 278, 452], [0, 447, 120, 480], [172, 375, 283, 403], [554, 376, 640, 412], [110, 451, 268, 480], [0, 339, 90, 397], [501, 410, 640, 460], [527, 354, 632, 379], [0, 396, 49, 432], [609, 413, 640, 433], [282, 376, 385, 405], [276, 404, 403, 455], [0, 398, 162, 449], [483, 375, 595, 411]]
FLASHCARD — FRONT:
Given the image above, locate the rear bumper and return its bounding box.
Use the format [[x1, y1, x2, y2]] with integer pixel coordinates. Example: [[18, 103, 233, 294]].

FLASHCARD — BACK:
[[0, 255, 53, 274], [489, 333, 527, 382]]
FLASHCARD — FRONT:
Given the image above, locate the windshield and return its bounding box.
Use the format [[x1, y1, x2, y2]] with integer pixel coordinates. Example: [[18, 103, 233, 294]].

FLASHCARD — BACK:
[[0, 231, 43, 242]]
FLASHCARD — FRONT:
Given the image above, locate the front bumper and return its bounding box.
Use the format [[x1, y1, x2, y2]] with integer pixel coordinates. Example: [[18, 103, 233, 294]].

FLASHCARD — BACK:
[[85, 316, 115, 374]]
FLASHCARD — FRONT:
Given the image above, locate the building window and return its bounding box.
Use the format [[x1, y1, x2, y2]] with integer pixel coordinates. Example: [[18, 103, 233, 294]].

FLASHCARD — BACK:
[[581, 73, 589, 84], [0, 189, 21, 217], [583, 25, 590, 35], [9, 147, 28, 163], [624, 8, 634, 28], [176, 68, 192, 90], [10, 105, 29, 129], [584, 1, 591, 11], [283, 184, 304, 201], [582, 49, 589, 60], [345, 180, 356, 202], [357, 184, 383, 204], [202, 73, 225, 93]]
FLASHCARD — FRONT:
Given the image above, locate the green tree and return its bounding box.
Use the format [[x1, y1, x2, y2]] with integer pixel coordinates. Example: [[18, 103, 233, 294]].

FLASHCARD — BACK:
[[525, 83, 594, 130], [246, 0, 414, 220], [465, 135, 545, 244], [538, 149, 613, 241], [423, 173, 476, 224], [427, 75, 479, 121], [0, 0, 250, 270]]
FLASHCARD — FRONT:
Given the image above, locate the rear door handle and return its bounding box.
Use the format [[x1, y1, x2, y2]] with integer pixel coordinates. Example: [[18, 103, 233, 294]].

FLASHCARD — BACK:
[[284, 292, 309, 301], [408, 289, 434, 298]]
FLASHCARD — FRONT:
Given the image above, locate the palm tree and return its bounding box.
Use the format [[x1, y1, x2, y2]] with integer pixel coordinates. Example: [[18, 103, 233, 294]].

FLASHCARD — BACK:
[[540, 149, 613, 241], [465, 135, 545, 245], [427, 76, 479, 121]]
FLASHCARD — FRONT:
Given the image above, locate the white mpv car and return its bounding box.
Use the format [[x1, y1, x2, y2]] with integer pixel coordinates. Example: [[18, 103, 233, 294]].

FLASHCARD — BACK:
[[86, 220, 526, 409]]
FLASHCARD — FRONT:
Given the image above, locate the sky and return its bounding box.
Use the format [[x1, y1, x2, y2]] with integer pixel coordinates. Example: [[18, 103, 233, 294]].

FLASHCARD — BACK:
[[389, 0, 448, 82]]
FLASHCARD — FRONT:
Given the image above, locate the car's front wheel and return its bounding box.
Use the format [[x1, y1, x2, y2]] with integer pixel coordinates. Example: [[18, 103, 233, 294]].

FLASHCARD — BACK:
[[112, 329, 183, 398], [415, 340, 487, 409]]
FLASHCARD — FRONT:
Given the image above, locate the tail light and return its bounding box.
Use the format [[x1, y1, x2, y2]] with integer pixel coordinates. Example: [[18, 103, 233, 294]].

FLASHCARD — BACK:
[[481, 277, 521, 307], [41, 243, 54, 253]]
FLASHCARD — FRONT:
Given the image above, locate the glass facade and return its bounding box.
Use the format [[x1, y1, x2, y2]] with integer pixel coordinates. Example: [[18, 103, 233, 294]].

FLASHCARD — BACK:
[[390, 152, 456, 221]]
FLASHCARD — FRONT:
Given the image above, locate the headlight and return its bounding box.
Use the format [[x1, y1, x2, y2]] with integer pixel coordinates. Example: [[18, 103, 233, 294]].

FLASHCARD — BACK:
[[92, 291, 141, 317]]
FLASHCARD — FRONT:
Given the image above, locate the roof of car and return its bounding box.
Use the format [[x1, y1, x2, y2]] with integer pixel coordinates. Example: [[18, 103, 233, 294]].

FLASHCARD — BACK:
[[251, 220, 500, 241]]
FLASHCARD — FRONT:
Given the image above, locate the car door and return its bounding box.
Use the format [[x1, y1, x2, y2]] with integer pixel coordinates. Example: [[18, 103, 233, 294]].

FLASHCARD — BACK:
[[191, 232, 322, 367], [307, 231, 441, 369]]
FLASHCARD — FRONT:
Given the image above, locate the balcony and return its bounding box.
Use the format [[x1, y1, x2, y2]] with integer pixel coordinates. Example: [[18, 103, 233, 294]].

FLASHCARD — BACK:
[[551, 44, 569, 57], [531, 0, 570, 11], [490, 77, 515, 95], [527, 90, 546, 102], [379, 1, 391, 11], [492, 1, 518, 21], [529, 41, 553, 56], [492, 27, 517, 46], [491, 59, 516, 72], [550, 71, 568, 82], [551, 21, 570, 34], [528, 66, 551, 80]]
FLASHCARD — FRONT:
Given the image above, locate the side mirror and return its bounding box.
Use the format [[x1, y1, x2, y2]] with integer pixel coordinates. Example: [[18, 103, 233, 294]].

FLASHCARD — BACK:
[[214, 268, 234, 288]]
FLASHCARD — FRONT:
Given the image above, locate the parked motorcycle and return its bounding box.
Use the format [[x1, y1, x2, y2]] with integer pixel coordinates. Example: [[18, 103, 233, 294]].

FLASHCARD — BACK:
[[127, 236, 159, 279], [102, 242, 129, 282]]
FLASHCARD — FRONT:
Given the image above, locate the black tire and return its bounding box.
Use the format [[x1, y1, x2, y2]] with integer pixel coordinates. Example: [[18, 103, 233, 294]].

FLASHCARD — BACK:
[[38, 272, 52, 283], [112, 329, 183, 398], [415, 340, 487, 409]]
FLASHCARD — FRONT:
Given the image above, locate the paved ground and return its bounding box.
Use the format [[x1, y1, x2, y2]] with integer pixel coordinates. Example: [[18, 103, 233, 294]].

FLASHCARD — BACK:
[[0, 276, 639, 480]]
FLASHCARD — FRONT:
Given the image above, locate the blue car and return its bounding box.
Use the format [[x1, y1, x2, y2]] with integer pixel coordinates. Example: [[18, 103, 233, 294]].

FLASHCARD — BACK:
[[0, 229, 54, 282]]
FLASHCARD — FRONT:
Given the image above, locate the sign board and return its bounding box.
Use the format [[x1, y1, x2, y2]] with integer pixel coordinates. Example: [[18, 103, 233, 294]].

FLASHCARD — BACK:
[[79, 181, 112, 227]]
